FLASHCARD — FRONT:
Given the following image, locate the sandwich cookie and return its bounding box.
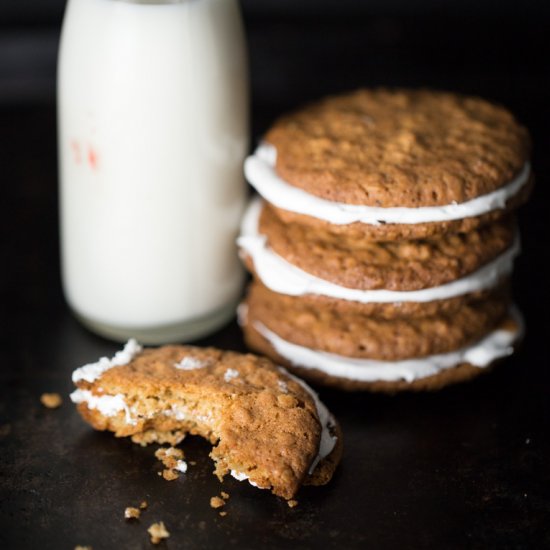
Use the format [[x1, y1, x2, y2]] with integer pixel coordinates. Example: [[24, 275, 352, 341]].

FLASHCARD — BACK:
[[71, 340, 342, 500], [245, 89, 532, 240]]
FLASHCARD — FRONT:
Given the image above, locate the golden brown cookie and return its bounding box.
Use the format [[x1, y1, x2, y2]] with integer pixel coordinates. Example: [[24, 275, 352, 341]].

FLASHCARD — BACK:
[[70, 342, 341, 500], [259, 202, 517, 291], [243, 265, 511, 320], [265, 89, 530, 207], [267, 178, 532, 241], [244, 281, 510, 360], [241, 309, 522, 392]]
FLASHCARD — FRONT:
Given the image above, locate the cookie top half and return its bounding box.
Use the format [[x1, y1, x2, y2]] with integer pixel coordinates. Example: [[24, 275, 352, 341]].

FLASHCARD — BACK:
[[262, 89, 530, 208]]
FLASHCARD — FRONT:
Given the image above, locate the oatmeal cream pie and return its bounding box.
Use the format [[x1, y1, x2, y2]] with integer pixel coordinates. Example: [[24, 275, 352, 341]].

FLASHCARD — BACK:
[[239, 197, 519, 306], [256, 199, 517, 291], [70, 340, 342, 500], [245, 89, 532, 241], [243, 281, 511, 362], [240, 301, 523, 392]]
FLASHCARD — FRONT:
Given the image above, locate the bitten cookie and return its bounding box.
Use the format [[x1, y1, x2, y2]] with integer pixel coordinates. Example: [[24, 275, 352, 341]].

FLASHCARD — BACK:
[[70, 341, 342, 500]]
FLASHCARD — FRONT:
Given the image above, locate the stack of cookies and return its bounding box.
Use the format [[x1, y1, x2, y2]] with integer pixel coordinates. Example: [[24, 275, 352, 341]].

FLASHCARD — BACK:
[[238, 89, 532, 391]]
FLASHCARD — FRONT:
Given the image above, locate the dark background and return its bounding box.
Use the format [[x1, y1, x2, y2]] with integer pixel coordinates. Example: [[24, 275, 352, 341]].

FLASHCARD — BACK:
[[1, 1, 549, 549]]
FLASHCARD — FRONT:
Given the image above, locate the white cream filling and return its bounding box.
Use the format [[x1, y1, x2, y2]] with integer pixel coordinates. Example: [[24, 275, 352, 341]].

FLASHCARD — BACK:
[[70, 388, 137, 425], [245, 143, 531, 225], [72, 339, 142, 383], [230, 470, 262, 488], [238, 197, 519, 304], [253, 307, 523, 383], [163, 406, 212, 425]]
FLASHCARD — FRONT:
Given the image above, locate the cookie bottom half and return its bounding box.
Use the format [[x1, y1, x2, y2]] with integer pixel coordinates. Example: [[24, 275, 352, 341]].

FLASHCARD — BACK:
[[242, 308, 523, 392], [245, 281, 511, 361]]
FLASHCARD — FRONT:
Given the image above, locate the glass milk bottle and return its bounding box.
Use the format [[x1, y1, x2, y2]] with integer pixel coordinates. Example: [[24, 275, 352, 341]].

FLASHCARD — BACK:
[[58, 0, 248, 343]]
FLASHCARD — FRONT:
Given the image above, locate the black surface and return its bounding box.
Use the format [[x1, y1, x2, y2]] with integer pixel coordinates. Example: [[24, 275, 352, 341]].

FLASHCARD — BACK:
[[1, 10, 550, 550]]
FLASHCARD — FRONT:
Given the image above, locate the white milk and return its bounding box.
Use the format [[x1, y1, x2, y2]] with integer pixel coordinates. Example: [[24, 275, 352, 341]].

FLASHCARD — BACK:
[[58, 0, 249, 343]]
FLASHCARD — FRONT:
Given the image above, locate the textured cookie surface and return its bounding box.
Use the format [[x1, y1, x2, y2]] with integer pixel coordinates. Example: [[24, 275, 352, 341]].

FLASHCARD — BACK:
[[265, 89, 530, 207], [242, 312, 521, 392], [259, 202, 516, 291], [242, 268, 511, 320], [245, 281, 510, 361], [71, 344, 341, 500], [267, 177, 532, 241]]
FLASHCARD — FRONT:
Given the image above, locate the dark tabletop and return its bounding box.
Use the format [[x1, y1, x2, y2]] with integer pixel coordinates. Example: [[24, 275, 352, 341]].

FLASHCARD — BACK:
[[1, 8, 550, 550]]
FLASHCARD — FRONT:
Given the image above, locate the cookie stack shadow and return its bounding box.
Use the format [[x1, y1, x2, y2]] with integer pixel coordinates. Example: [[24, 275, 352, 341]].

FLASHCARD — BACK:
[[237, 89, 532, 392]]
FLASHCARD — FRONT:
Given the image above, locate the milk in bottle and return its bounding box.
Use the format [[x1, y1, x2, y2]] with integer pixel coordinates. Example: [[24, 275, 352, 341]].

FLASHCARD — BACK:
[[58, 0, 249, 342]]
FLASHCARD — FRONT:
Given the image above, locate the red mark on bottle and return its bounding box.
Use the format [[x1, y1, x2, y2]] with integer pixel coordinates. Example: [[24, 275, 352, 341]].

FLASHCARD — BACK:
[[88, 146, 99, 171], [70, 139, 82, 164]]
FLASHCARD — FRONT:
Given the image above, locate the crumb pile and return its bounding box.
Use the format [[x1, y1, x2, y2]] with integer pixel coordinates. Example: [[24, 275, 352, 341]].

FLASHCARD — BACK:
[[155, 446, 187, 481], [70, 342, 342, 499], [210, 491, 230, 515], [238, 89, 532, 391]]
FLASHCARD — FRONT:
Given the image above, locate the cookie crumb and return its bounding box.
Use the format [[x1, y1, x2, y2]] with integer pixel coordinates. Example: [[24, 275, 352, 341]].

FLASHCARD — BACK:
[[156, 447, 187, 480], [139, 500, 148, 510], [287, 499, 299, 508], [162, 469, 179, 481], [155, 446, 184, 466], [189, 461, 197, 466], [41, 393, 62, 409], [147, 522, 170, 544], [124, 507, 141, 519], [219, 511, 227, 517], [210, 496, 225, 509], [220, 491, 229, 500]]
